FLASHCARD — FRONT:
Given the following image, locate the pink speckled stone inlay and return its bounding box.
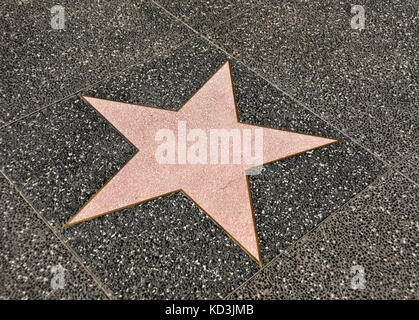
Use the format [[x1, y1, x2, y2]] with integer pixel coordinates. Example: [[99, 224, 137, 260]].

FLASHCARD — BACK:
[[66, 61, 337, 264]]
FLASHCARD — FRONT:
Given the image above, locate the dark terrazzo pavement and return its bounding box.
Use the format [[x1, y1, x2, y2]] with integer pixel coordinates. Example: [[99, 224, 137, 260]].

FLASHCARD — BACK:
[[153, 0, 262, 33], [0, 0, 193, 126], [227, 169, 418, 300], [0, 174, 108, 300], [0, 38, 387, 298], [396, 151, 418, 183], [205, 0, 418, 165]]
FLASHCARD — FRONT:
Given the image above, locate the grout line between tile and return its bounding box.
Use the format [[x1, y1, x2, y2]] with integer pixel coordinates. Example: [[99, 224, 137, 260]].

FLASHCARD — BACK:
[[150, 0, 200, 35], [204, 2, 266, 37], [395, 147, 418, 164], [0, 169, 115, 300], [392, 147, 419, 185], [202, 1, 266, 37], [150, 0, 264, 39], [393, 167, 418, 186]]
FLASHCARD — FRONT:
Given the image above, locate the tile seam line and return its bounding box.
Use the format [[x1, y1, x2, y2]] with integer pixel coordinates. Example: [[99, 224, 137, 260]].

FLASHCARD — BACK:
[[150, 0, 419, 187], [223, 167, 406, 299], [0, 36, 195, 130], [392, 147, 419, 171], [206, 1, 265, 35], [394, 147, 419, 186], [150, 0, 264, 38], [0, 169, 115, 300]]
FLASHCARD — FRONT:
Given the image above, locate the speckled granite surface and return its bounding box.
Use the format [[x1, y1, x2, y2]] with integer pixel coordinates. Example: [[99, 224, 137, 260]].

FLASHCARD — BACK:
[[0, 174, 109, 299], [0, 0, 193, 126], [1, 1, 417, 300], [226, 170, 418, 299], [396, 151, 418, 183], [153, 0, 262, 32]]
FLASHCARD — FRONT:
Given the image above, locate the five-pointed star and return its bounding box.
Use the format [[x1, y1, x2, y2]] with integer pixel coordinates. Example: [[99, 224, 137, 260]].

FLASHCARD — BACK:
[[65, 61, 337, 265]]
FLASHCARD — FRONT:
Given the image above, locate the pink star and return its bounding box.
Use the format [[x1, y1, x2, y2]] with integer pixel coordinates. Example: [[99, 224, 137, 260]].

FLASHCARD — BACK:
[[65, 61, 337, 265]]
